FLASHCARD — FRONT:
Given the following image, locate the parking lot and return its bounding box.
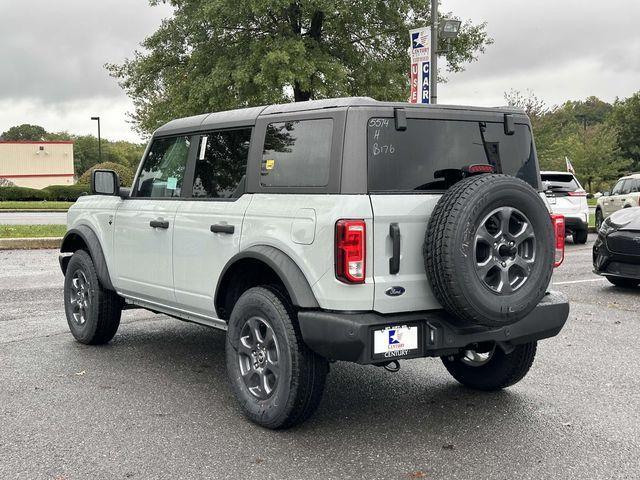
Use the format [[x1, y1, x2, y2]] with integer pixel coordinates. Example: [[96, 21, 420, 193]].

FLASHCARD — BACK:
[[1, 235, 638, 479]]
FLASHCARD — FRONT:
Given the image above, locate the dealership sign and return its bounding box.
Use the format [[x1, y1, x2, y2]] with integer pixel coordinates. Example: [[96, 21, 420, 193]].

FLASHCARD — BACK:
[[409, 27, 431, 104]]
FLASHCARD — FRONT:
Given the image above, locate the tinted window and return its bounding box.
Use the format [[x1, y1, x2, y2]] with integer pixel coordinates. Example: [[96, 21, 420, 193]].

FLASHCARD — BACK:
[[193, 129, 251, 198], [630, 180, 640, 193], [136, 136, 191, 198], [541, 173, 580, 192], [367, 118, 539, 191], [611, 180, 625, 195], [620, 179, 632, 195], [261, 119, 333, 187]]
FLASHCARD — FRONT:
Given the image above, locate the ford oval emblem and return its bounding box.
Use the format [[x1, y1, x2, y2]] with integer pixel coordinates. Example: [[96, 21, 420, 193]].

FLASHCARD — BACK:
[[385, 286, 405, 297]]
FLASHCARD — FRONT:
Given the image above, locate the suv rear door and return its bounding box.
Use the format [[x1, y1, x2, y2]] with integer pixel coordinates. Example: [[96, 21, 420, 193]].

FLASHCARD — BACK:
[[172, 128, 253, 319], [361, 108, 541, 314]]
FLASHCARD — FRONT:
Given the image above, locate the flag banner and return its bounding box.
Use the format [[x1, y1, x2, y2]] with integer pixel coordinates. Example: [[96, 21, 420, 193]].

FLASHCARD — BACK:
[[565, 156, 575, 174], [409, 27, 431, 104]]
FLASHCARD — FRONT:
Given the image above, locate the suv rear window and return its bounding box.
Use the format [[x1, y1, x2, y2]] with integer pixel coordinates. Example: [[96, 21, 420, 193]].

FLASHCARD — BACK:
[[261, 119, 333, 187], [541, 173, 580, 192], [367, 118, 539, 192]]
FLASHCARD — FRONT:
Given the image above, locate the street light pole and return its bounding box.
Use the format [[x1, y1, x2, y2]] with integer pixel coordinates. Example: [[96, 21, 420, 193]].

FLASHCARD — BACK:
[[430, 0, 438, 104], [91, 116, 101, 163]]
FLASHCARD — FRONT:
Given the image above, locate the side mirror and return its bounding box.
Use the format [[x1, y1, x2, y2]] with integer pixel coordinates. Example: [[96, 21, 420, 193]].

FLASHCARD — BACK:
[[603, 191, 610, 197], [91, 169, 120, 196]]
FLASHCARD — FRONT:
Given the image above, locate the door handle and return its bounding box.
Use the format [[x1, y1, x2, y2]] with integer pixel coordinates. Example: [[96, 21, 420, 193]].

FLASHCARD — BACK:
[[210, 224, 235, 234], [389, 223, 401, 275], [149, 218, 169, 229]]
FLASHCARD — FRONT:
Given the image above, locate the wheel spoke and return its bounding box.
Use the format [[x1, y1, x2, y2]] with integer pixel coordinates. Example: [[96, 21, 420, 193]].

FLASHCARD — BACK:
[[513, 222, 534, 246], [513, 256, 534, 275], [499, 268, 513, 294], [266, 358, 280, 378], [259, 370, 271, 396], [248, 317, 264, 344], [476, 224, 497, 245], [499, 207, 514, 237], [476, 258, 496, 279]]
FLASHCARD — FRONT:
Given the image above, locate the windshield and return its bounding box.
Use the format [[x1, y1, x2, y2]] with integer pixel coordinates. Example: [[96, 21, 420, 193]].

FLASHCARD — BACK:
[[367, 118, 540, 192]]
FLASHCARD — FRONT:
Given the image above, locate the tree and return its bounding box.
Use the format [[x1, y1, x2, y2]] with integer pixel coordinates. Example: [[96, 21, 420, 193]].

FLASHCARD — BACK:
[[504, 89, 549, 119], [610, 92, 640, 169], [1, 124, 48, 141], [560, 124, 630, 192], [108, 0, 492, 134], [77, 162, 135, 187]]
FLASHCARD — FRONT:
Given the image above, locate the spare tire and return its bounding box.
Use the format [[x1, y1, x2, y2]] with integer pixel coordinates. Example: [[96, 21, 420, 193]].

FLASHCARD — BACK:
[[424, 174, 554, 327]]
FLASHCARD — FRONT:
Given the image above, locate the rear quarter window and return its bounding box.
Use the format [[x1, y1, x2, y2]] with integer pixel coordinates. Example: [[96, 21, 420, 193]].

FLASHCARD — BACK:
[[261, 119, 333, 188]]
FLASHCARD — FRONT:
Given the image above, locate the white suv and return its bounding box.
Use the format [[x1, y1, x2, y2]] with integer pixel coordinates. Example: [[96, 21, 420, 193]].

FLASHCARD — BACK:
[[595, 174, 640, 230], [540, 171, 589, 244], [59, 98, 569, 428]]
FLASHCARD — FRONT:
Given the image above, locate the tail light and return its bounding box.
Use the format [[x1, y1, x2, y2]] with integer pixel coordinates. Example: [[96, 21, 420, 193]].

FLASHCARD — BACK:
[[551, 214, 565, 267], [335, 220, 366, 283], [568, 190, 587, 197]]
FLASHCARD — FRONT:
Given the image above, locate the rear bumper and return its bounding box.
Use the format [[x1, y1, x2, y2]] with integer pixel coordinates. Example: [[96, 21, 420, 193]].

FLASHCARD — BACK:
[[298, 291, 569, 364]]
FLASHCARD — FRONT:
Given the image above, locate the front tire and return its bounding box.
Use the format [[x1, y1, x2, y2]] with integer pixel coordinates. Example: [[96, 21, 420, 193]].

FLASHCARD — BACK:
[[63, 250, 123, 345], [225, 287, 329, 429], [441, 342, 537, 391], [606, 276, 640, 288], [595, 209, 604, 231]]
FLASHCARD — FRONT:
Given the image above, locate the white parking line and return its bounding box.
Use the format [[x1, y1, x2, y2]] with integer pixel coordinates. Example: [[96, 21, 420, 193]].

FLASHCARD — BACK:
[[553, 278, 606, 285]]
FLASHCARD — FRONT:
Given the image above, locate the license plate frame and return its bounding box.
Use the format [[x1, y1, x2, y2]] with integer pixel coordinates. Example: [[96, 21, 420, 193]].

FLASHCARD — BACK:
[[371, 323, 421, 361]]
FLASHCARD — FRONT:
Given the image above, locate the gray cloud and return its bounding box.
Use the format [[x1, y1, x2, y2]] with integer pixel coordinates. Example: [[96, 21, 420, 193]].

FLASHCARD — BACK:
[[0, 0, 170, 103], [0, 0, 638, 141]]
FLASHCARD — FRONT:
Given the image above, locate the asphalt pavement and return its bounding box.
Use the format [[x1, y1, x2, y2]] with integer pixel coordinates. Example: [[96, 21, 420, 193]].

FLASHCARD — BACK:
[[1, 235, 639, 479], [0, 211, 67, 225]]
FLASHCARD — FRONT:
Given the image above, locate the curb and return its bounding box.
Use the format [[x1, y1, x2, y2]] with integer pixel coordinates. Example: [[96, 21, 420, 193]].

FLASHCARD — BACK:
[[0, 237, 62, 250]]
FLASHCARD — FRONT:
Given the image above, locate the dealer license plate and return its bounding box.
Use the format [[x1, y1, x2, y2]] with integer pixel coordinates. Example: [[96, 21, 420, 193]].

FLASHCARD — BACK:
[[373, 325, 419, 358]]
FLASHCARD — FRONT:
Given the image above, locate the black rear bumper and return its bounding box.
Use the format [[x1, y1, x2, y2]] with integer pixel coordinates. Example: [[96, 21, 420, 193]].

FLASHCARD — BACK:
[[298, 292, 569, 364]]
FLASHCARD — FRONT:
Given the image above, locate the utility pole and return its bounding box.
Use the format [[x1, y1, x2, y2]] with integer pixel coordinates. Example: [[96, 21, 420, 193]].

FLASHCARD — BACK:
[[91, 116, 102, 163], [430, 0, 438, 104]]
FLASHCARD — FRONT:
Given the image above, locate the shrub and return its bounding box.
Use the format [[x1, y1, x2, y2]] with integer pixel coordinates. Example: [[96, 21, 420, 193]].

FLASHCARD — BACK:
[[0, 186, 47, 201], [0, 184, 91, 202], [77, 162, 134, 187], [42, 184, 90, 201]]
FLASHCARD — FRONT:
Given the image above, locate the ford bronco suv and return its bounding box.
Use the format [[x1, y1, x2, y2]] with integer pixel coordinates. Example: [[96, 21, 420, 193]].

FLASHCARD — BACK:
[[60, 98, 569, 429]]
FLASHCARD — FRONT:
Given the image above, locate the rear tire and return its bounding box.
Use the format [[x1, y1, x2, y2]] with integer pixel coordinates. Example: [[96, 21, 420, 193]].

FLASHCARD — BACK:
[[606, 276, 640, 288], [441, 342, 537, 391], [63, 250, 123, 345], [573, 229, 588, 244], [225, 286, 329, 429]]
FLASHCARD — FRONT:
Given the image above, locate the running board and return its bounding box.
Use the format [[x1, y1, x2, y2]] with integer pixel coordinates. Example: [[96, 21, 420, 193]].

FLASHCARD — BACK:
[[123, 295, 227, 331]]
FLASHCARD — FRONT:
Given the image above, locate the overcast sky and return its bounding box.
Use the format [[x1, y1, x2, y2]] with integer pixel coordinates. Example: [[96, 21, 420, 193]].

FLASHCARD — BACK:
[[0, 0, 638, 143]]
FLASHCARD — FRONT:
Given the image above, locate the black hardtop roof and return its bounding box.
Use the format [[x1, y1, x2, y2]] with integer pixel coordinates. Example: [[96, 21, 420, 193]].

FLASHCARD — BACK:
[[153, 97, 526, 136]]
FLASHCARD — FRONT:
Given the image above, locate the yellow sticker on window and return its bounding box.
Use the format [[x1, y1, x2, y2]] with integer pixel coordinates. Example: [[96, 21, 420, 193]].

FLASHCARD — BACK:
[[265, 159, 275, 170]]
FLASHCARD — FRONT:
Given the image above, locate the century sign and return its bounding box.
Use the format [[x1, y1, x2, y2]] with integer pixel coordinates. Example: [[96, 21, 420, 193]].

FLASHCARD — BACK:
[[409, 27, 431, 104]]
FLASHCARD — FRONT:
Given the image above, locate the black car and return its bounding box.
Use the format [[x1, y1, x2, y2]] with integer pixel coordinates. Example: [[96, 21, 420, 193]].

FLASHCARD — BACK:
[[593, 207, 640, 287]]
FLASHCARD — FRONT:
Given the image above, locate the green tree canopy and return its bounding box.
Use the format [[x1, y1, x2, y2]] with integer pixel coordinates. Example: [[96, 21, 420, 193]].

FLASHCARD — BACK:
[[610, 92, 640, 168], [108, 0, 492, 135], [1, 124, 48, 141]]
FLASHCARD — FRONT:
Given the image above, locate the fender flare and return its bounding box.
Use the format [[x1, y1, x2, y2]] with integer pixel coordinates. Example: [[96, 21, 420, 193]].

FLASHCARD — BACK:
[[216, 245, 320, 311], [59, 225, 114, 291]]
